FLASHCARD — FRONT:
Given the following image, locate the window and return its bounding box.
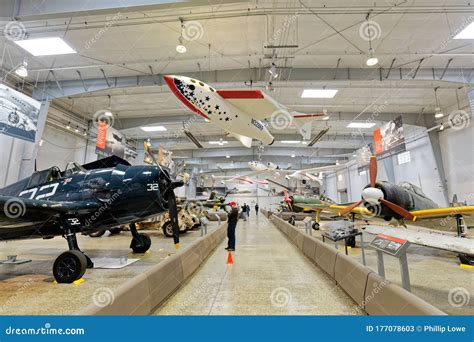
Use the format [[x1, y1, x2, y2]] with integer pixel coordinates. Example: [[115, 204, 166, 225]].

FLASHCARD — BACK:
[[397, 151, 411, 165], [359, 170, 367, 176]]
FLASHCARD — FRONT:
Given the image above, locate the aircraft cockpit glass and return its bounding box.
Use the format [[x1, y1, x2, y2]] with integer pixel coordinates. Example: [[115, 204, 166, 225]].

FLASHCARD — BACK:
[[64, 162, 86, 177], [399, 182, 428, 198], [27, 166, 62, 188]]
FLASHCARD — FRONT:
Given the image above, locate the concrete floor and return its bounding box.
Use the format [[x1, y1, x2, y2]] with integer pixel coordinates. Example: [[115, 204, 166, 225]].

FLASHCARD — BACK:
[[293, 220, 474, 315], [154, 215, 357, 315], [0, 225, 220, 315]]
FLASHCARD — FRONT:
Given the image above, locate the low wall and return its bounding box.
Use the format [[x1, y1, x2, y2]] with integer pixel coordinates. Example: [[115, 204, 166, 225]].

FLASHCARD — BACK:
[[80, 224, 227, 315], [269, 215, 445, 315]]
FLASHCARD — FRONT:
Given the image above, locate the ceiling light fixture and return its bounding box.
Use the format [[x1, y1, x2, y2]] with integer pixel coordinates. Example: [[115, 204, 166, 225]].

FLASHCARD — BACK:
[[454, 22, 474, 39], [66, 122, 71, 129], [346, 122, 376, 128], [140, 126, 167, 132], [433, 88, 444, 118], [226, 155, 230, 159], [301, 89, 338, 98], [281, 140, 301, 144], [268, 62, 278, 78], [439, 123, 445, 131], [364, 14, 379, 67], [176, 19, 187, 54], [14, 37, 76, 56], [15, 59, 28, 78], [291, 153, 296, 158], [74, 126, 79, 133], [208, 140, 228, 145]]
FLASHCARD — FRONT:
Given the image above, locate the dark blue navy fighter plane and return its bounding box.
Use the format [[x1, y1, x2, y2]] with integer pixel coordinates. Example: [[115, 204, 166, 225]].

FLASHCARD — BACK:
[[0, 153, 183, 283]]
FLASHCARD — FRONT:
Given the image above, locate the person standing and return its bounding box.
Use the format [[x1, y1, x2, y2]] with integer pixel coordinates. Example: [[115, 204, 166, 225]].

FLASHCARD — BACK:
[[241, 203, 248, 221], [246, 204, 251, 218], [255, 203, 259, 215], [226, 202, 238, 251]]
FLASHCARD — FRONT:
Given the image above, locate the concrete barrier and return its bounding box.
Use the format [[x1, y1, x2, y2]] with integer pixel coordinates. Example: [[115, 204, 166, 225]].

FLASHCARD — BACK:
[[268, 214, 445, 315], [80, 223, 227, 315]]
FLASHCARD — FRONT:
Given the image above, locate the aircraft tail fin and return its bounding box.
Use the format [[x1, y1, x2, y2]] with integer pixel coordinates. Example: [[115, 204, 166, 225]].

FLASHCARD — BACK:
[[291, 111, 328, 140], [231, 133, 253, 148]]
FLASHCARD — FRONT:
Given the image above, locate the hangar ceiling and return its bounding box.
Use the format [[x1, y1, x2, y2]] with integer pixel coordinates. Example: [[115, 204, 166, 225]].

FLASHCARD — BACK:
[[0, 0, 472, 168]]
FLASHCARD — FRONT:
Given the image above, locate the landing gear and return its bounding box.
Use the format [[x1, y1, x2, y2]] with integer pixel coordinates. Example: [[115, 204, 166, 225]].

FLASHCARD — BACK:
[[312, 222, 320, 230], [54, 216, 92, 283], [454, 214, 472, 265], [109, 227, 123, 235], [129, 223, 151, 253], [53, 250, 87, 284], [162, 221, 174, 237]]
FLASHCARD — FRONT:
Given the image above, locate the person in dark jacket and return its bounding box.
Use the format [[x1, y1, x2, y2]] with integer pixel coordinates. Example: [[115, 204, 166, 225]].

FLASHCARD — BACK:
[[226, 202, 239, 251], [255, 203, 259, 215], [241, 203, 248, 221]]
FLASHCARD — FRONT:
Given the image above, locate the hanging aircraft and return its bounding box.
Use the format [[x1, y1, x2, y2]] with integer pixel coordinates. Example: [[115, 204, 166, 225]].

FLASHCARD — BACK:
[[0, 152, 183, 283], [334, 155, 474, 264], [212, 174, 269, 186], [164, 75, 328, 147]]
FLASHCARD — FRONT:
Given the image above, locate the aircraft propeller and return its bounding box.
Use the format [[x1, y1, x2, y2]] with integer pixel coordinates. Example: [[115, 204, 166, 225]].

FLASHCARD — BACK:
[[144, 142, 182, 248], [339, 155, 415, 221]]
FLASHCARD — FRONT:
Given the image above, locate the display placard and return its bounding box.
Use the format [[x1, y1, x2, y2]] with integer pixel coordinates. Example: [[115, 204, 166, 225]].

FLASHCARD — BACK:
[[370, 233, 409, 256], [0, 83, 41, 142]]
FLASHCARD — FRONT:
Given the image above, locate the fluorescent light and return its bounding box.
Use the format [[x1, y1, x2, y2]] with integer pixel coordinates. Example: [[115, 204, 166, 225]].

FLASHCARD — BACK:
[[226, 155, 230, 159], [301, 89, 338, 98], [366, 56, 379, 66], [14, 37, 76, 56], [291, 154, 295, 158], [281, 140, 301, 144], [435, 112, 444, 119], [454, 22, 474, 39], [209, 140, 228, 145], [301, 141, 308, 145], [347, 122, 376, 128], [140, 126, 167, 132]]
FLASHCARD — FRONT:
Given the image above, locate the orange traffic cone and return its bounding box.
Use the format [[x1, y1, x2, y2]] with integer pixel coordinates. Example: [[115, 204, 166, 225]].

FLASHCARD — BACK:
[[227, 251, 233, 265]]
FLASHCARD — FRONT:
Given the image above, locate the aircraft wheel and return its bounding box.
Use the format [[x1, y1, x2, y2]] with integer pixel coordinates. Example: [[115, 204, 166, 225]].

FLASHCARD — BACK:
[[130, 234, 151, 253], [312, 222, 320, 230], [458, 253, 474, 266], [109, 228, 123, 235], [288, 217, 296, 226], [53, 250, 87, 283], [162, 221, 174, 237], [88, 230, 106, 238]]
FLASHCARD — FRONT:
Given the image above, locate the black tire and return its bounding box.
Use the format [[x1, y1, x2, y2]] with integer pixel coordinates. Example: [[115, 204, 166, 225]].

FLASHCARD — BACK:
[[53, 250, 87, 283], [109, 227, 123, 235], [312, 222, 320, 230], [458, 253, 474, 266], [347, 236, 356, 248], [88, 230, 106, 238], [130, 233, 151, 253], [162, 221, 174, 237]]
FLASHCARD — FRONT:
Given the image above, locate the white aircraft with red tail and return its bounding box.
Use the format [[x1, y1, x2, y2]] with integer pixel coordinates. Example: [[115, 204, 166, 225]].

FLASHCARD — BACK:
[[164, 75, 328, 147]]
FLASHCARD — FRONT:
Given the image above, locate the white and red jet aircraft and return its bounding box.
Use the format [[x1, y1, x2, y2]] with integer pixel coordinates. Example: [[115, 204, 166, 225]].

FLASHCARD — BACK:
[[164, 75, 328, 147], [212, 174, 269, 187]]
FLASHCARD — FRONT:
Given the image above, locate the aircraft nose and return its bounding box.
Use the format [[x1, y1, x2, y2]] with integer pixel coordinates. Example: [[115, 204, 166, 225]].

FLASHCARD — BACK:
[[362, 187, 384, 204], [163, 75, 176, 87]]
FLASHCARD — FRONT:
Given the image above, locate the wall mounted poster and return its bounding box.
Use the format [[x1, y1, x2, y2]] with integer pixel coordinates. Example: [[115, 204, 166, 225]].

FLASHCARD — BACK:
[[373, 115, 406, 158], [0, 83, 41, 142]]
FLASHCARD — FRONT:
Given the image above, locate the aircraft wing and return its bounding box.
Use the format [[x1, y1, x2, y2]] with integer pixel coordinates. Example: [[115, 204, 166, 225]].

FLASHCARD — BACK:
[[364, 225, 474, 255], [0, 195, 100, 228], [217, 90, 283, 120], [410, 206, 474, 220], [327, 204, 373, 216], [275, 160, 356, 174]]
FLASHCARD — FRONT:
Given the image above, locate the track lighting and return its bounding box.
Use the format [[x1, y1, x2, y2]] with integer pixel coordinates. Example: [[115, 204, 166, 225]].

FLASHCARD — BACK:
[[66, 122, 71, 129]]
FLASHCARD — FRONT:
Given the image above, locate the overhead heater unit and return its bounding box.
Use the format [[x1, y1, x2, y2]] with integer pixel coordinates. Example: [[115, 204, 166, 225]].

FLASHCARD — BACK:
[[308, 127, 330, 147], [184, 130, 203, 148]]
